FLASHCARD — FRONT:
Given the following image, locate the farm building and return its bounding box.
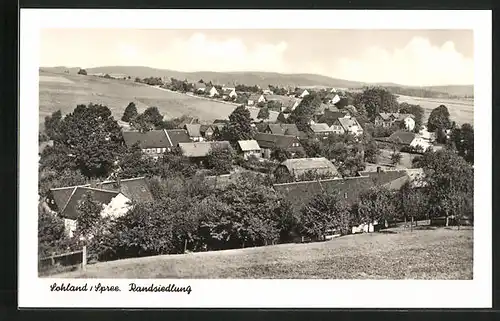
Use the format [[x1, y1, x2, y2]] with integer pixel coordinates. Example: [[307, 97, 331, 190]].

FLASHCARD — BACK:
[[221, 88, 237, 100], [293, 88, 309, 98], [48, 177, 153, 237], [178, 141, 231, 161], [237, 140, 261, 160], [275, 157, 340, 182], [200, 125, 215, 139], [206, 86, 219, 98], [122, 129, 191, 157], [246, 107, 280, 123], [374, 113, 416, 131], [254, 133, 305, 159], [184, 124, 203, 142], [247, 94, 266, 106], [324, 93, 341, 105]]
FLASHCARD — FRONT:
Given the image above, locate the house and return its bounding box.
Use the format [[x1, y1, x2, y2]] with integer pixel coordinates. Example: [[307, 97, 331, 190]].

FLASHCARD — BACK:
[[178, 141, 231, 161], [48, 177, 153, 237], [294, 88, 309, 98], [184, 124, 203, 142], [246, 107, 280, 123], [324, 93, 341, 105], [386, 131, 430, 150], [237, 140, 261, 160], [309, 123, 334, 139], [122, 129, 191, 157], [275, 157, 340, 181], [206, 86, 219, 98], [254, 133, 304, 159], [222, 88, 237, 100], [374, 113, 416, 131], [335, 117, 364, 136], [264, 123, 301, 137], [247, 93, 266, 106], [193, 82, 207, 93], [263, 89, 274, 95], [265, 95, 301, 112], [200, 125, 215, 139]]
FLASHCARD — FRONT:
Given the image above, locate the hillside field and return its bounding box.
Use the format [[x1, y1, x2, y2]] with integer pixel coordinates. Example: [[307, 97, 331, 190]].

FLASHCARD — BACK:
[[397, 95, 474, 126], [39, 71, 239, 126], [53, 226, 473, 279]]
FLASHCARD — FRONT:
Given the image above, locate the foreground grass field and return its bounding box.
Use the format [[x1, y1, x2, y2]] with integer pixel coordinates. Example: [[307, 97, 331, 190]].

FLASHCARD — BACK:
[[54, 226, 473, 279], [397, 94, 474, 125], [39, 71, 239, 126]]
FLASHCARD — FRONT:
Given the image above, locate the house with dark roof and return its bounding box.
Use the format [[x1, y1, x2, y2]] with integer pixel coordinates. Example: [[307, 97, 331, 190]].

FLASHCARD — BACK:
[[381, 131, 430, 150], [48, 177, 153, 237], [254, 133, 304, 159], [122, 129, 191, 157], [200, 125, 215, 139], [275, 157, 340, 182], [246, 107, 279, 123], [221, 88, 237, 100], [264, 123, 301, 137], [293, 88, 309, 98], [237, 140, 261, 160], [324, 93, 341, 105], [184, 124, 203, 142]]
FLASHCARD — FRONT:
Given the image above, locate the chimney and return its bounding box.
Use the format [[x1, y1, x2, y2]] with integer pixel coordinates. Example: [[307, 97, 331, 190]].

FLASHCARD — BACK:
[[377, 166, 382, 173]]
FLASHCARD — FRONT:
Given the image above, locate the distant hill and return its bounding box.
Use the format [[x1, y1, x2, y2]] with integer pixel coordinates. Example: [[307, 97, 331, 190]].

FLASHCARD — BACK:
[[40, 66, 473, 97]]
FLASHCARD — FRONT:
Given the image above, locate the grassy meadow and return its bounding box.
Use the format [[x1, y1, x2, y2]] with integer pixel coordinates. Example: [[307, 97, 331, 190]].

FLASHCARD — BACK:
[[397, 94, 474, 126], [53, 226, 473, 279], [39, 71, 239, 127]]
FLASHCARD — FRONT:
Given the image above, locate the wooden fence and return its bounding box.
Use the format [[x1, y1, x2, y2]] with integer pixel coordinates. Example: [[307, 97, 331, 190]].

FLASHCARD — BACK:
[[38, 246, 87, 275]]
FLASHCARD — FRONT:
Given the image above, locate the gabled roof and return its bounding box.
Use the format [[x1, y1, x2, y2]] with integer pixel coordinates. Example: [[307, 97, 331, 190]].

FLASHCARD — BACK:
[[309, 123, 334, 133], [388, 131, 416, 145], [122, 130, 171, 149], [58, 187, 121, 220], [165, 129, 192, 147], [266, 123, 300, 136], [50, 177, 154, 217], [178, 141, 231, 158], [273, 176, 375, 210], [248, 93, 264, 101], [357, 170, 409, 189], [237, 140, 261, 152], [222, 88, 236, 95], [254, 133, 302, 150], [246, 107, 279, 123], [378, 113, 415, 121], [280, 157, 339, 178], [194, 82, 206, 90], [185, 124, 202, 137], [200, 124, 215, 134]]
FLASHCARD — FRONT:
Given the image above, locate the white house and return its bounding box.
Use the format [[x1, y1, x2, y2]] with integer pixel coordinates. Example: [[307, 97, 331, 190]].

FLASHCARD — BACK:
[[335, 117, 364, 136], [388, 131, 432, 151], [207, 86, 219, 98], [222, 88, 237, 100], [247, 93, 266, 106], [237, 140, 261, 160]]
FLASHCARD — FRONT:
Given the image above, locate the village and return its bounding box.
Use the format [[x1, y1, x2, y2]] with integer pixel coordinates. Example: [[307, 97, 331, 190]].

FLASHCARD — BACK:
[[37, 66, 475, 278]]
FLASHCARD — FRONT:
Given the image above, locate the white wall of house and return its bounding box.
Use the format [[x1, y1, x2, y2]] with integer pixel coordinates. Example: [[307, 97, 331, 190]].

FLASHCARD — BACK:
[[404, 117, 416, 131], [328, 124, 345, 134], [243, 150, 261, 160], [410, 137, 431, 150]]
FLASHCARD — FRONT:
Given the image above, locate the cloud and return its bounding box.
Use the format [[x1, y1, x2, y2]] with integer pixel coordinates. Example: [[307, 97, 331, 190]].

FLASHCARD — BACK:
[[332, 37, 473, 86], [152, 33, 289, 72]]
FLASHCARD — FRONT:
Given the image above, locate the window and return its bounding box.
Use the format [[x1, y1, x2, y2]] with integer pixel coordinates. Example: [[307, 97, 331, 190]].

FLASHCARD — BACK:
[[157, 148, 161, 153], [344, 192, 348, 199]]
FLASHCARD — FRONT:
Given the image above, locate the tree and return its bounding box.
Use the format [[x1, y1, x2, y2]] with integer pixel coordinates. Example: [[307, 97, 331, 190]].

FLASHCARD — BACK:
[[38, 207, 72, 257], [397, 182, 429, 229], [121, 102, 138, 122], [391, 151, 402, 165], [427, 105, 451, 133], [44, 103, 126, 178], [419, 148, 473, 225], [74, 192, 104, 238], [143, 106, 164, 127], [204, 145, 234, 175], [450, 123, 474, 163], [300, 192, 352, 240], [257, 107, 270, 121], [288, 94, 322, 132], [356, 186, 397, 227], [44, 110, 63, 140], [118, 143, 160, 179], [271, 147, 291, 162], [221, 105, 256, 143], [334, 97, 349, 109], [77, 69, 87, 75], [354, 87, 399, 121]]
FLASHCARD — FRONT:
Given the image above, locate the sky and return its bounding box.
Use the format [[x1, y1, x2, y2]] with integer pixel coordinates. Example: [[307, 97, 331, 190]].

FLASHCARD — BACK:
[[40, 29, 474, 86]]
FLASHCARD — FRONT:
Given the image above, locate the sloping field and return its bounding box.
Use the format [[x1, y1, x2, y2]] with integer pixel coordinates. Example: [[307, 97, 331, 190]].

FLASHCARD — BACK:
[[397, 95, 474, 126], [54, 227, 473, 279], [39, 71, 239, 126]]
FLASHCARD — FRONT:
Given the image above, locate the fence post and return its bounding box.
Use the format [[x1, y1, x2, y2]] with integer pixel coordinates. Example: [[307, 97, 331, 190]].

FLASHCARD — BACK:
[[82, 246, 87, 271], [51, 252, 55, 267]]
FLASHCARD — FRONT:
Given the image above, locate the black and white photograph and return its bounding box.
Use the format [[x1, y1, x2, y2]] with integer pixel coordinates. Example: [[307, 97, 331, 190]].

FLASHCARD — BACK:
[[19, 9, 491, 308]]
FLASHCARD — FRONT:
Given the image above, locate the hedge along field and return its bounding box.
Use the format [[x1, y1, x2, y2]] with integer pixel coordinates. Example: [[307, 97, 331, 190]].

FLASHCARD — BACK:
[[397, 94, 474, 126], [39, 71, 239, 128]]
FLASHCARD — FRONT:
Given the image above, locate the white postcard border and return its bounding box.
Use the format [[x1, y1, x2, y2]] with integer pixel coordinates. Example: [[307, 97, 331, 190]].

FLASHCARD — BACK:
[[19, 9, 492, 308]]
